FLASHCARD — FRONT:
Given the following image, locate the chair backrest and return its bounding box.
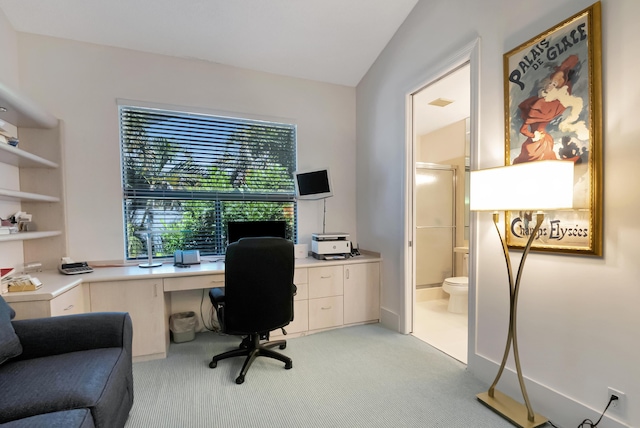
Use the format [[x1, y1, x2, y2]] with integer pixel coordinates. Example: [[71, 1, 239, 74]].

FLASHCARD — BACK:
[[223, 237, 295, 335]]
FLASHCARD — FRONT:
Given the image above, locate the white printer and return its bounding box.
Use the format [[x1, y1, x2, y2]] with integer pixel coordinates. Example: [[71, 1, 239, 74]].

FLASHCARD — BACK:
[[311, 232, 351, 260]]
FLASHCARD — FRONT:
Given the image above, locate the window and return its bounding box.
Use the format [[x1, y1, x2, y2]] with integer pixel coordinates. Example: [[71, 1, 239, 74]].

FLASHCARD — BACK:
[[119, 105, 297, 260]]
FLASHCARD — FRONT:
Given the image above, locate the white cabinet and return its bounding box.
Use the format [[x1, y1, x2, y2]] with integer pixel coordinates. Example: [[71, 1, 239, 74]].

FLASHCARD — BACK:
[[306, 261, 380, 331], [289, 268, 310, 334], [309, 296, 344, 330], [0, 81, 65, 269], [5, 257, 380, 363], [9, 284, 86, 320], [49, 284, 87, 317], [271, 268, 309, 337], [344, 262, 380, 325], [308, 265, 344, 298], [89, 279, 168, 359], [308, 265, 344, 330]]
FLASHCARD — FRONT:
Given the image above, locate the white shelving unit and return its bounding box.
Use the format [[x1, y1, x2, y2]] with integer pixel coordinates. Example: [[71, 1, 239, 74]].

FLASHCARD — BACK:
[[0, 188, 60, 203], [0, 231, 62, 242], [0, 80, 65, 268], [0, 143, 58, 169]]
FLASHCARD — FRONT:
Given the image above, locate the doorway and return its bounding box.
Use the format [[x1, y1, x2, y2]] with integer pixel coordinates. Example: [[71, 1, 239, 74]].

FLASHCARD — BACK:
[[409, 63, 471, 363]]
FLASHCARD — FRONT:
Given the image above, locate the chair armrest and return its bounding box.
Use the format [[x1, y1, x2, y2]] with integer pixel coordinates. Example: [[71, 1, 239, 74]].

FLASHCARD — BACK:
[[209, 287, 225, 309], [11, 312, 133, 361]]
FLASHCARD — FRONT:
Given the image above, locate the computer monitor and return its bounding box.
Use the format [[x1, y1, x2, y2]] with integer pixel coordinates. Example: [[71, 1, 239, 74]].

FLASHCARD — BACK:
[[294, 168, 333, 200], [227, 220, 287, 244]]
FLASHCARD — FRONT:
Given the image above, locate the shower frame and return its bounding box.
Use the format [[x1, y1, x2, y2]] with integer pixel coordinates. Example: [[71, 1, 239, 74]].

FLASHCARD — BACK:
[[414, 162, 458, 288]]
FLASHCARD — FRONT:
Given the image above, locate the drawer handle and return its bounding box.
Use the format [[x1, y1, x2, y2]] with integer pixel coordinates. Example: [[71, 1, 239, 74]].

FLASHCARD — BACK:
[[64, 304, 74, 311], [211, 279, 224, 283], [320, 275, 332, 279], [321, 306, 332, 310]]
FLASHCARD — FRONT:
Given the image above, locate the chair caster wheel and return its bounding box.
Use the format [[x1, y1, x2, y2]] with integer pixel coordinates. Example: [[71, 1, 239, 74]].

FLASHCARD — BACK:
[[279, 343, 286, 350], [236, 375, 245, 384], [209, 360, 217, 369], [285, 362, 292, 370]]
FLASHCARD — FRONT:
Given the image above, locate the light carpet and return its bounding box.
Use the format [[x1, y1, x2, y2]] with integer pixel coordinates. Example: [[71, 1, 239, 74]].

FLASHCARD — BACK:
[[125, 323, 514, 427]]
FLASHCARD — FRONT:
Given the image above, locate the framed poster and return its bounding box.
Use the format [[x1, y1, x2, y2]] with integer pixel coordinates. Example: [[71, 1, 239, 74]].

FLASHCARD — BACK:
[[504, 1, 602, 255]]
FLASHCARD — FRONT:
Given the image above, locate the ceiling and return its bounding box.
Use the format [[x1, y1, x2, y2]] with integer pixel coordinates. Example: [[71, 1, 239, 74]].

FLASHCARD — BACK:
[[413, 64, 470, 137], [0, 0, 468, 136], [0, 0, 418, 87]]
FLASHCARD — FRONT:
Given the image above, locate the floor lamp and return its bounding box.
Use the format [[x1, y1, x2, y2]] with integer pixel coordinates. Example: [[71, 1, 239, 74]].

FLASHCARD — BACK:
[[470, 160, 574, 428]]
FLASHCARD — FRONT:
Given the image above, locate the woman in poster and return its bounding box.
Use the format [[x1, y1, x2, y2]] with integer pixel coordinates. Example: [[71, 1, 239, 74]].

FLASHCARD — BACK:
[[512, 54, 581, 164]]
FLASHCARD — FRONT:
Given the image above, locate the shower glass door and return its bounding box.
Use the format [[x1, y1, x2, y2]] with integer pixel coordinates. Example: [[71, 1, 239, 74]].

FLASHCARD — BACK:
[[415, 164, 456, 288]]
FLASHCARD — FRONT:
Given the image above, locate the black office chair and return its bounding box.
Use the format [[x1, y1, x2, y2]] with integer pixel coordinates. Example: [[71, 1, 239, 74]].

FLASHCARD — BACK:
[[208, 237, 296, 384]]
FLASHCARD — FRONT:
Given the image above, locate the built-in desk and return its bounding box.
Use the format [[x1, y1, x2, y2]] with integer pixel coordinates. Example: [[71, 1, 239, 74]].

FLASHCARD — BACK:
[[5, 253, 381, 361]]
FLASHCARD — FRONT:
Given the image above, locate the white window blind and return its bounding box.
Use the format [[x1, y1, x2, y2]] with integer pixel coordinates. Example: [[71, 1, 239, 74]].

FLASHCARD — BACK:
[[120, 105, 297, 259]]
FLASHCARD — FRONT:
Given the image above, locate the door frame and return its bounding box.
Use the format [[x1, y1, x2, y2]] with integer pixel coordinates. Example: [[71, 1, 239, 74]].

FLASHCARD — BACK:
[[403, 38, 480, 356]]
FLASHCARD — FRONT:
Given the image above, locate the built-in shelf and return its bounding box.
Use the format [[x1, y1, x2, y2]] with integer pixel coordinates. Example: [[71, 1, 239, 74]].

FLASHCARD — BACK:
[[0, 231, 61, 242], [0, 143, 58, 168], [0, 79, 64, 268], [0, 82, 58, 129], [0, 188, 60, 203]]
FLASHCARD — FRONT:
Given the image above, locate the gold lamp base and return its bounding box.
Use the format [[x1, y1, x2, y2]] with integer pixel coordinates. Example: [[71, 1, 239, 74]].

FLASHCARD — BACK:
[[477, 390, 548, 428]]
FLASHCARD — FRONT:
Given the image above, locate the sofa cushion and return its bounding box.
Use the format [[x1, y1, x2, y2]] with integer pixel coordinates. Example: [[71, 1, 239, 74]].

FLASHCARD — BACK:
[[0, 409, 95, 428], [0, 347, 131, 427], [0, 295, 21, 365]]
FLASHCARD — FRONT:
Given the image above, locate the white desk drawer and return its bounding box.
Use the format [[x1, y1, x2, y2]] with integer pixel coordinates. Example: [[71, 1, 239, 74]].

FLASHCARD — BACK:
[[271, 300, 309, 337], [294, 268, 308, 285], [293, 268, 308, 300], [294, 282, 308, 301], [50, 285, 85, 317], [309, 296, 343, 330], [308, 266, 343, 298], [164, 274, 225, 292]]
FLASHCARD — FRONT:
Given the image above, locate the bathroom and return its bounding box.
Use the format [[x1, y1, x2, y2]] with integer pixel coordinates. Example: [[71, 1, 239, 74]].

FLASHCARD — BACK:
[[410, 64, 470, 363]]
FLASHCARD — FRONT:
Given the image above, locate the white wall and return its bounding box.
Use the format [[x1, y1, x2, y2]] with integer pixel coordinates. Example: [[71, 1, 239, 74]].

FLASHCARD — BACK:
[[357, 0, 639, 427], [0, 9, 18, 87], [418, 119, 466, 165], [12, 34, 356, 262]]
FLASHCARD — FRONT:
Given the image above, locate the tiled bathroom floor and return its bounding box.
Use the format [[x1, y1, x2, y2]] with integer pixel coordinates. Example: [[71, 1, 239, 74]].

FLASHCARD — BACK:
[[412, 288, 468, 364]]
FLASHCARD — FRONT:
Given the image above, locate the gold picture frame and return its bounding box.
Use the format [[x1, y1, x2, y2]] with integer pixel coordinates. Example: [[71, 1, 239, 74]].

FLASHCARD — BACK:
[[504, 1, 603, 255]]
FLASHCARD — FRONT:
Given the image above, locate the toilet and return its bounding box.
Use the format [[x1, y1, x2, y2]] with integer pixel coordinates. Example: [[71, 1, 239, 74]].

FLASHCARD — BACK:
[[442, 253, 468, 314]]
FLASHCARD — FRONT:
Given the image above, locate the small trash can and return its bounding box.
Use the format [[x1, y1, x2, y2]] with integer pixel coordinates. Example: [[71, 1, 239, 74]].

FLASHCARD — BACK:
[[169, 311, 197, 343]]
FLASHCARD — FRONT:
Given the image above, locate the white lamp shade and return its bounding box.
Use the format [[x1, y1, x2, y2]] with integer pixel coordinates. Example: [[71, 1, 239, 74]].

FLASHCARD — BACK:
[[470, 160, 574, 211]]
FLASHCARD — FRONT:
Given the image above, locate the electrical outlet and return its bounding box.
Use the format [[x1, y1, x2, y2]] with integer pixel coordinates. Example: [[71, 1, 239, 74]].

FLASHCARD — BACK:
[[607, 387, 625, 414]]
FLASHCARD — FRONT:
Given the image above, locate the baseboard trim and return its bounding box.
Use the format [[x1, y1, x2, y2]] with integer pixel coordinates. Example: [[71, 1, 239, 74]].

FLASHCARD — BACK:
[[379, 306, 402, 333], [468, 353, 631, 428], [133, 352, 166, 363]]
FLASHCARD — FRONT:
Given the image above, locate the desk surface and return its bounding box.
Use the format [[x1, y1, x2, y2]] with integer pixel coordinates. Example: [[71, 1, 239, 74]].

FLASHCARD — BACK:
[[3, 253, 381, 303]]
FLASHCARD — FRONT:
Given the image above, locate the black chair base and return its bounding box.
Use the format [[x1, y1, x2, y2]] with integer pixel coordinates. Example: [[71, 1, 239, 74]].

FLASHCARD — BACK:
[[209, 333, 292, 384]]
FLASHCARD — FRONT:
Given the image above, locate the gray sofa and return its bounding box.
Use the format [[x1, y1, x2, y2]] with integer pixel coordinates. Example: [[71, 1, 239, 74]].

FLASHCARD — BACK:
[[0, 295, 134, 427]]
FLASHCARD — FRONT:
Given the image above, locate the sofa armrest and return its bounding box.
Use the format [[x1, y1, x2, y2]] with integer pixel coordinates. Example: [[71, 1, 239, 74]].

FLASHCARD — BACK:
[[10, 312, 133, 361]]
